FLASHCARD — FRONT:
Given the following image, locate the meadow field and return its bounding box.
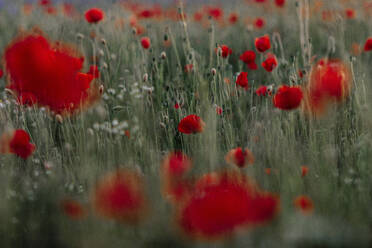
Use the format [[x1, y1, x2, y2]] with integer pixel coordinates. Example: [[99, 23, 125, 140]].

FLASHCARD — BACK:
[[0, 0, 372, 247]]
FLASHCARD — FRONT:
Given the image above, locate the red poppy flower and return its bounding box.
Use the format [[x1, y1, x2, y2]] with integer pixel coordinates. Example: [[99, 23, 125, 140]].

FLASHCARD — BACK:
[[206, 6, 223, 20], [298, 69, 304, 78], [294, 195, 314, 214], [225, 147, 255, 168], [178, 172, 279, 240], [0, 69, 3, 78], [235, 72, 249, 90], [254, 17, 265, 29], [273, 85, 303, 110], [217, 45, 232, 58], [141, 37, 151, 49], [345, 8, 355, 19], [255, 35, 271, 53], [193, 11, 203, 22], [301, 165, 309, 177], [162, 151, 192, 178], [304, 58, 351, 116], [178, 115, 205, 134], [5, 33, 100, 116], [184, 64, 194, 73], [262, 53, 278, 72], [240, 50, 258, 70], [364, 38, 372, 51], [138, 9, 154, 19], [256, 85, 271, 96], [0, 129, 36, 160], [61, 199, 86, 220], [275, 0, 286, 7], [85, 8, 104, 24], [161, 152, 193, 203], [38, 0, 51, 6], [87, 65, 100, 78], [62, 3, 76, 17], [93, 169, 147, 223], [228, 13, 238, 24], [216, 106, 223, 115]]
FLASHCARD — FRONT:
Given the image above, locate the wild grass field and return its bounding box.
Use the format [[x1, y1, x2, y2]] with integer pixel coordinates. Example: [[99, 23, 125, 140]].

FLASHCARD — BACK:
[[0, 0, 372, 247]]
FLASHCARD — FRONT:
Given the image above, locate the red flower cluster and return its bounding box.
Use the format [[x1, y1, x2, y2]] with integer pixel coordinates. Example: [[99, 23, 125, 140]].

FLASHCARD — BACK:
[[0, 129, 35, 159], [177, 172, 279, 240], [85, 8, 104, 24], [5, 32, 100, 115], [93, 169, 147, 223], [178, 115, 205, 134], [274, 85, 303, 110]]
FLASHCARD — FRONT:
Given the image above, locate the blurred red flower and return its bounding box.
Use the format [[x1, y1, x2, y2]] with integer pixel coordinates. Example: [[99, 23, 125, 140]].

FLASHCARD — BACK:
[[345, 8, 355, 19], [235, 72, 249, 90], [294, 195, 314, 214], [255, 35, 271, 53], [193, 11, 203, 22], [93, 169, 147, 223], [0, 129, 35, 160], [178, 115, 205, 134], [161, 152, 193, 203], [240, 50, 258, 70], [184, 64, 194, 73], [274, 85, 303, 110], [275, 0, 286, 7], [141, 37, 151, 49], [228, 12, 239, 24], [61, 199, 86, 220], [206, 6, 223, 20], [262, 53, 278, 72], [304, 59, 351, 116], [216, 106, 223, 115], [254, 17, 265, 29], [38, 0, 51, 6], [5, 32, 100, 115], [87, 65, 100, 79], [85, 8, 104, 24], [225, 147, 255, 168], [178, 172, 279, 240], [217, 45, 232, 58], [301, 165, 309, 177], [256, 85, 271, 96], [364, 38, 372, 51]]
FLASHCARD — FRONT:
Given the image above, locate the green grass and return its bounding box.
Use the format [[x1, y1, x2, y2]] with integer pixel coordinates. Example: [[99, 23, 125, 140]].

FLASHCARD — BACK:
[[1, 0, 372, 247]]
